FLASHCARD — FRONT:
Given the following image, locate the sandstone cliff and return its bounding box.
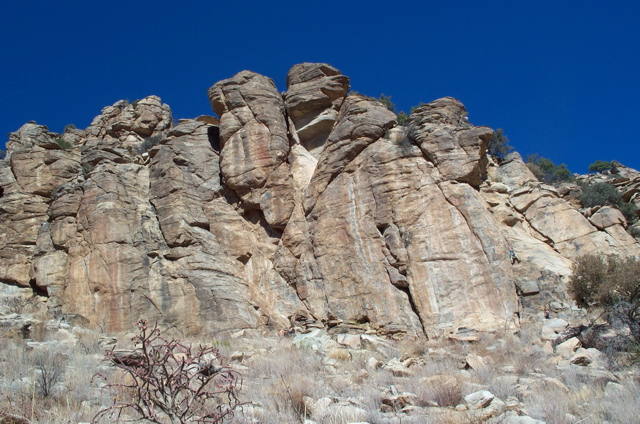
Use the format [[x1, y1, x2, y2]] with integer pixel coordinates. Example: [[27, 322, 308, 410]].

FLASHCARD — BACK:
[[1, 63, 638, 337]]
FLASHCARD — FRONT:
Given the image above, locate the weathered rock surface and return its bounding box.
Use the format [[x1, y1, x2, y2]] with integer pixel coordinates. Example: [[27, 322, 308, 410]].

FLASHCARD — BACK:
[[208, 70, 294, 229], [285, 63, 349, 158], [1, 63, 639, 338]]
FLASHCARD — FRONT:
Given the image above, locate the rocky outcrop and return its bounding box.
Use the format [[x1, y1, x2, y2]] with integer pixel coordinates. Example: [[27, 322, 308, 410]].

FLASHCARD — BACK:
[[208, 71, 294, 229], [0, 124, 80, 288], [285, 63, 349, 158], [277, 94, 518, 336], [481, 153, 640, 286], [409, 97, 490, 187], [1, 63, 639, 338]]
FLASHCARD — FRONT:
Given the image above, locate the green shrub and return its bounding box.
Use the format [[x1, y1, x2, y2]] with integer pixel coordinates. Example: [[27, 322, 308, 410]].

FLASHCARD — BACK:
[[54, 138, 72, 150], [396, 112, 410, 126], [580, 182, 637, 223], [588, 160, 616, 173], [63, 123, 77, 132], [487, 128, 513, 160], [377, 94, 396, 112], [0, 149, 5, 160], [580, 182, 621, 208], [526, 154, 574, 184]]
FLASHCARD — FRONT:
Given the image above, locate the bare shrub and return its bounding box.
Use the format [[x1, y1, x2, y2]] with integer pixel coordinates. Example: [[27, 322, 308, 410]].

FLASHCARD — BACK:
[[524, 386, 572, 424], [599, 379, 640, 423], [31, 350, 66, 398], [418, 379, 462, 407], [569, 255, 640, 362], [93, 320, 241, 424], [277, 375, 310, 420]]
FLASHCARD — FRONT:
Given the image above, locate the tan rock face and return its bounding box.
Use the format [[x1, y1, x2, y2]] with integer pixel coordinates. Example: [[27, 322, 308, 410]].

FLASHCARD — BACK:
[[278, 97, 518, 336], [480, 154, 640, 286], [0, 124, 80, 288], [285, 63, 349, 157], [2, 63, 638, 337], [408, 97, 491, 187], [208, 71, 294, 229]]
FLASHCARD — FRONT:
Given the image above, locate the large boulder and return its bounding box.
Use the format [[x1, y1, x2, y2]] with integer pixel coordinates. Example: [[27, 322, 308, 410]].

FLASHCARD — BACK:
[[208, 71, 294, 228], [408, 97, 491, 187], [285, 63, 349, 158]]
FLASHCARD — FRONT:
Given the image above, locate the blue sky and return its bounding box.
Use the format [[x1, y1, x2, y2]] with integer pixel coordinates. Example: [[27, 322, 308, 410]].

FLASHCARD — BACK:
[[1, 1, 638, 172]]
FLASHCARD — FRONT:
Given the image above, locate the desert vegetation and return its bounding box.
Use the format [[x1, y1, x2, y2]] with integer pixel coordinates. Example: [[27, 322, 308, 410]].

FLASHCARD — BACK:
[[569, 255, 640, 363], [53, 137, 72, 150], [588, 160, 618, 174], [579, 182, 637, 224], [526, 154, 574, 184], [2, 318, 639, 424], [487, 129, 513, 161], [93, 320, 241, 424]]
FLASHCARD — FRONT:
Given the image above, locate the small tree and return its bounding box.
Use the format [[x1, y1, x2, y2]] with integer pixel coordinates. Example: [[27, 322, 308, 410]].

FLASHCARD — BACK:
[[569, 255, 640, 346], [396, 112, 410, 126], [580, 182, 638, 224], [377, 94, 396, 112], [487, 128, 513, 161], [93, 320, 242, 424], [31, 351, 66, 398], [526, 154, 574, 184], [588, 160, 615, 173]]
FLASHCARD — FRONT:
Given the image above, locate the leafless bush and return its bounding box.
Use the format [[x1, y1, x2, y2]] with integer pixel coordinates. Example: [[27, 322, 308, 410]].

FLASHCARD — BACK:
[[277, 375, 310, 420], [31, 351, 66, 398], [569, 255, 640, 364], [417, 377, 462, 407], [93, 320, 241, 424], [569, 255, 640, 308]]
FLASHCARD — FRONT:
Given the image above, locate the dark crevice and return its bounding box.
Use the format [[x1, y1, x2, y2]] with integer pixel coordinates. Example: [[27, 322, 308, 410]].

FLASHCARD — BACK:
[[0, 279, 29, 289], [396, 284, 427, 338], [207, 126, 220, 152], [237, 253, 251, 265], [374, 222, 426, 336], [242, 208, 283, 240], [189, 221, 211, 232], [376, 223, 388, 234], [29, 279, 49, 297]]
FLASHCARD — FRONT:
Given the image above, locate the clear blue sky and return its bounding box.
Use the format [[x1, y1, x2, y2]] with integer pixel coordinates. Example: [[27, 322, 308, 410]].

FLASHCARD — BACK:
[[1, 1, 638, 172]]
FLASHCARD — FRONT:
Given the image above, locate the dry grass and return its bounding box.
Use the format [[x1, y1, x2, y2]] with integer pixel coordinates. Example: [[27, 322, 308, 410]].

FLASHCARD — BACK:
[[1, 325, 639, 424], [0, 340, 106, 424]]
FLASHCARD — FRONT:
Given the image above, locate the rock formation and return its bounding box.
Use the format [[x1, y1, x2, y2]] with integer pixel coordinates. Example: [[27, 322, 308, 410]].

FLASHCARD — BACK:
[[1, 63, 638, 337]]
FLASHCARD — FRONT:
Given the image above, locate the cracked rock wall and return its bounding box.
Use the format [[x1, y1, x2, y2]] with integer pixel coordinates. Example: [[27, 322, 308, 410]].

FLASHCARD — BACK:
[[1, 63, 638, 337]]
